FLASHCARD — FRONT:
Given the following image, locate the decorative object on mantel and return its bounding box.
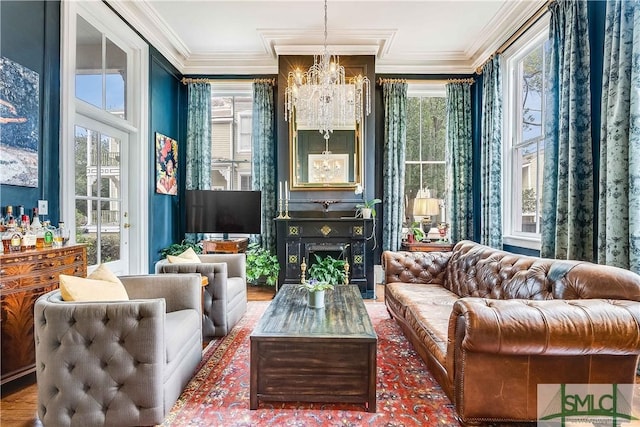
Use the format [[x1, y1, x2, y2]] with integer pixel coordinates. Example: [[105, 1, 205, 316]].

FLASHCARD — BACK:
[[276, 180, 290, 219], [284, 0, 371, 142], [354, 183, 381, 219]]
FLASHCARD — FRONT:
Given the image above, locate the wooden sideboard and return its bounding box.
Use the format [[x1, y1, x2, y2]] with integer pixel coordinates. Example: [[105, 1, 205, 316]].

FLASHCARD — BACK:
[[0, 244, 87, 384], [400, 241, 454, 252]]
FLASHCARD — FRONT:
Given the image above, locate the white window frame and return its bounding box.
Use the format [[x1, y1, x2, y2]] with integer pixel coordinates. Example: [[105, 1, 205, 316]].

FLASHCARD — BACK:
[[61, 0, 149, 274], [236, 111, 252, 153], [501, 15, 549, 251]]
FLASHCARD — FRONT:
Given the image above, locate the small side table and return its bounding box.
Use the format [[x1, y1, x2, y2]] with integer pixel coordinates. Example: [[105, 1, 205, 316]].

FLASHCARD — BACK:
[[400, 241, 454, 252], [202, 238, 248, 254]]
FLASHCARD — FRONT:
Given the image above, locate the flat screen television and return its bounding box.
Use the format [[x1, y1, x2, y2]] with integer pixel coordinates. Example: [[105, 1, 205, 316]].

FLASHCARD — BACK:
[[186, 190, 261, 239]]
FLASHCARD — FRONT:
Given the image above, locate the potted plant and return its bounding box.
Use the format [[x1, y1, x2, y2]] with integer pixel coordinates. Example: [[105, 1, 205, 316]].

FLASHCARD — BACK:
[[245, 243, 280, 287], [409, 222, 425, 242], [354, 183, 382, 219], [159, 240, 202, 259], [307, 253, 347, 285], [299, 279, 334, 308], [356, 198, 382, 219]]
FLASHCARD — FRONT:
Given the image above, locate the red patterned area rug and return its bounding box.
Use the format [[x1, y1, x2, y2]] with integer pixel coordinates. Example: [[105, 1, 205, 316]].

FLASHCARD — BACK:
[[161, 301, 460, 427]]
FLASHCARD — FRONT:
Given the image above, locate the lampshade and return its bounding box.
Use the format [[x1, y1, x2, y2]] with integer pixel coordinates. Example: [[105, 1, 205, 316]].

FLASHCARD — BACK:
[[413, 198, 440, 217]]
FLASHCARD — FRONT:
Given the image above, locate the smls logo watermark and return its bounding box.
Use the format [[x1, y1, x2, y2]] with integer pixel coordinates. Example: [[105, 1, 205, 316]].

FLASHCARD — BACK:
[[537, 384, 639, 426]]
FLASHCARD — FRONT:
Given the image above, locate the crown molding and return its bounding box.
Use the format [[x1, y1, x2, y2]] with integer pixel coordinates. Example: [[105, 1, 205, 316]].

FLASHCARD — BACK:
[[467, 0, 547, 71], [107, 0, 546, 76], [106, 0, 189, 70]]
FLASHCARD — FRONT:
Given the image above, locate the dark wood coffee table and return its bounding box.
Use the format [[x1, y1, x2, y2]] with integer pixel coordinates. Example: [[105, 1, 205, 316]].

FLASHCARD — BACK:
[[250, 284, 377, 412]]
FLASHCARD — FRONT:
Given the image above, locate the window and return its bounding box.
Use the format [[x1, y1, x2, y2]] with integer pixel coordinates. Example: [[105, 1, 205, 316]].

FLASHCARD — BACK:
[[210, 86, 253, 190], [502, 17, 550, 249], [404, 85, 447, 233]]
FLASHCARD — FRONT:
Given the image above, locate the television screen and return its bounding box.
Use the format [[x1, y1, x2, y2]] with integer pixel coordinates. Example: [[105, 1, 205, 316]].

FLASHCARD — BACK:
[[186, 190, 262, 235]]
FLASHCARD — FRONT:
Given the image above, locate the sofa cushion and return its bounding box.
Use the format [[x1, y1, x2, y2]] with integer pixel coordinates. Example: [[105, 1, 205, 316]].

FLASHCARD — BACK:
[[59, 264, 129, 302], [164, 309, 200, 365], [167, 247, 202, 264], [386, 282, 458, 366]]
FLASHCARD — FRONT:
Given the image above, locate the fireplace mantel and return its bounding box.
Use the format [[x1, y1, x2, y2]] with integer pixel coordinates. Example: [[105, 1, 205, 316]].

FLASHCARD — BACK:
[[275, 216, 375, 298]]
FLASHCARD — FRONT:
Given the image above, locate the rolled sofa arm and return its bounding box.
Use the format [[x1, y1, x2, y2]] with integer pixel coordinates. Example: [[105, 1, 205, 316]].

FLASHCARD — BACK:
[[448, 297, 640, 357], [382, 250, 452, 285], [120, 274, 201, 314]]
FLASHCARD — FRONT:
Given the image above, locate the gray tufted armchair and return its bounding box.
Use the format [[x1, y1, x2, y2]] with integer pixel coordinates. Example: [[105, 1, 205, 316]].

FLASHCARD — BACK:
[[155, 253, 247, 337], [34, 274, 202, 427]]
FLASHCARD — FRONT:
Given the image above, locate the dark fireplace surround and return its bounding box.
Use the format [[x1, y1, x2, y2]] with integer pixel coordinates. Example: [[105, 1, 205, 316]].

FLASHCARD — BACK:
[[275, 213, 376, 299]]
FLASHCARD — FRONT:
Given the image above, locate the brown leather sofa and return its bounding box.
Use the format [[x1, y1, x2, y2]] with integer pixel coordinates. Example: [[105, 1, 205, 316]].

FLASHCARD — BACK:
[[382, 240, 640, 426]]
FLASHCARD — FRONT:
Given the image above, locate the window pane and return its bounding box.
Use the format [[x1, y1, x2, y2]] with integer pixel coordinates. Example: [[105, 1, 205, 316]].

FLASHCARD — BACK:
[[74, 125, 101, 197], [514, 142, 541, 233], [76, 199, 97, 266], [405, 97, 421, 162], [105, 37, 126, 119], [423, 163, 446, 199], [75, 16, 102, 109], [520, 46, 543, 144], [210, 92, 253, 190], [99, 133, 120, 197], [421, 98, 446, 161]]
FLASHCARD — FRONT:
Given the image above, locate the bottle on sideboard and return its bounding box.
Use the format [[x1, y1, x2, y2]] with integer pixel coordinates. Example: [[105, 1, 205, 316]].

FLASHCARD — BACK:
[[3, 205, 14, 228], [32, 208, 44, 248]]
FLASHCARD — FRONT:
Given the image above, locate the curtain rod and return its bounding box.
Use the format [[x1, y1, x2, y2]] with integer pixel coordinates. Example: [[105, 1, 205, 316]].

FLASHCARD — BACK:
[[181, 77, 276, 85], [377, 78, 475, 86]]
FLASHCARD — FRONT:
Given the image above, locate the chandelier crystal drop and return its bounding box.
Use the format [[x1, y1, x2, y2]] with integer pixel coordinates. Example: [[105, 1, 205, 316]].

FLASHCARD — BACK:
[[285, 0, 371, 141]]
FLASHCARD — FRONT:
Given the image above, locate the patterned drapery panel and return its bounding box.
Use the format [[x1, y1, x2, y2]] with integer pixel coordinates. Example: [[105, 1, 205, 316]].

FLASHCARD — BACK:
[[540, 0, 594, 261], [251, 82, 277, 251], [445, 82, 473, 243], [382, 82, 408, 251], [598, 0, 640, 274], [186, 82, 212, 243], [481, 56, 503, 249]]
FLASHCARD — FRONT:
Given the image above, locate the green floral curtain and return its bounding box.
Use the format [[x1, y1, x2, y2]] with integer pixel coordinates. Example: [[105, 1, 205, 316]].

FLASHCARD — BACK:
[[445, 82, 473, 243], [481, 56, 503, 249], [251, 81, 277, 251], [541, 0, 594, 261], [598, 0, 640, 274], [186, 83, 211, 243], [382, 82, 407, 251]]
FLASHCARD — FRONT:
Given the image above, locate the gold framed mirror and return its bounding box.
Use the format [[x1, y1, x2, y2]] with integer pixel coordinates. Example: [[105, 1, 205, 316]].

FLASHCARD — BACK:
[[290, 115, 362, 190]]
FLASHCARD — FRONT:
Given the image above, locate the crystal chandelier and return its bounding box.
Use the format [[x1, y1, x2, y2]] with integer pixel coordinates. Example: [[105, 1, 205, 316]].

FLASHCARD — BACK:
[[285, 0, 371, 141]]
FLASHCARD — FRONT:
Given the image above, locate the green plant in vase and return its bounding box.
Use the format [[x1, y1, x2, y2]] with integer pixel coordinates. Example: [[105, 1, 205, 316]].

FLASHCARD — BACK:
[[307, 253, 346, 285], [245, 243, 280, 287]]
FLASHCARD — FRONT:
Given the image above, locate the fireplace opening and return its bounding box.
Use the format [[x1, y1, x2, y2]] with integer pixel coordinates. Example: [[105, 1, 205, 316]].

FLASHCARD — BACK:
[[305, 243, 350, 283]]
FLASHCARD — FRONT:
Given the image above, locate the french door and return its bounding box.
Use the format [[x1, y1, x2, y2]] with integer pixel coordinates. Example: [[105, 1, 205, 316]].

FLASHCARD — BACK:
[[73, 117, 129, 274]]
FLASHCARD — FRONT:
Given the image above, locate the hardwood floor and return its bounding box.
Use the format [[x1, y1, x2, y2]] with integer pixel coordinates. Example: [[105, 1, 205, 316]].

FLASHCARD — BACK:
[[0, 284, 384, 426]]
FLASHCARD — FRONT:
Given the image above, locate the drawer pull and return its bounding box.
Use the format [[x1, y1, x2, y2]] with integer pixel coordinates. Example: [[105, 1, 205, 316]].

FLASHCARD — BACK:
[[49, 275, 55, 280], [50, 262, 56, 267]]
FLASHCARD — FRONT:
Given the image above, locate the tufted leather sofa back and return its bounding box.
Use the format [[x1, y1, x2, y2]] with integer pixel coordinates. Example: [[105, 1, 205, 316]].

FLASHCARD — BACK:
[[443, 241, 640, 301], [383, 241, 640, 301]]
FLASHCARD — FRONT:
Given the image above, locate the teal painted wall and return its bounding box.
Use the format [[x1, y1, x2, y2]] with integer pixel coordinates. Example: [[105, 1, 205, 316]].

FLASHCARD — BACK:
[[0, 1, 61, 225], [148, 50, 186, 272]]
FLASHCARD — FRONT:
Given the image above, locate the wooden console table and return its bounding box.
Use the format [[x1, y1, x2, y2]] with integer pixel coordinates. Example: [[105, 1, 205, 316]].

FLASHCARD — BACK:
[[202, 238, 248, 254], [1, 244, 87, 384], [400, 241, 454, 252]]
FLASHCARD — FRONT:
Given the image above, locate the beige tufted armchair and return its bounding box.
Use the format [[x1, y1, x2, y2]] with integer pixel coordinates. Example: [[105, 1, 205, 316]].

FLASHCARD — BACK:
[[155, 253, 247, 337], [34, 274, 202, 427]]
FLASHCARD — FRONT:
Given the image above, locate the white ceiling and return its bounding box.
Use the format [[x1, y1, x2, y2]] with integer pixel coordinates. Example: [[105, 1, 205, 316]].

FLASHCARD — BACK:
[[108, 0, 546, 75]]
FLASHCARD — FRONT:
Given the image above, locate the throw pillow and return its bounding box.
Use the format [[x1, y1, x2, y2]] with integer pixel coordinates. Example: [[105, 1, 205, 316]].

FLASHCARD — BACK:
[[60, 264, 129, 302], [167, 247, 202, 264]]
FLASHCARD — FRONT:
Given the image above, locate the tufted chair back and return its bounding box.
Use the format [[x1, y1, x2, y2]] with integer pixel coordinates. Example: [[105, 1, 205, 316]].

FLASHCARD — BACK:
[[155, 253, 247, 337], [444, 241, 640, 301], [34, 274, 202, 427]]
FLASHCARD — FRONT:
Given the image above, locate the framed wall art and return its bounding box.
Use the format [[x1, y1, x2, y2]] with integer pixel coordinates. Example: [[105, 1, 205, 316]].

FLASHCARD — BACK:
[[155, 132, 178, 195], [0, 57, 40, 187]]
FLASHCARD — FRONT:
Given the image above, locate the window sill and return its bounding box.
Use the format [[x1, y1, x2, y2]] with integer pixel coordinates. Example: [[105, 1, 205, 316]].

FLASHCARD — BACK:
[[502, 235, 541, 251]]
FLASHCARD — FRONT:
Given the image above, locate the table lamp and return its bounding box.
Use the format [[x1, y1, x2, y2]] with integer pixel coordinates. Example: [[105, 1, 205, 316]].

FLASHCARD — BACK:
[[412, 197, 441, 241]]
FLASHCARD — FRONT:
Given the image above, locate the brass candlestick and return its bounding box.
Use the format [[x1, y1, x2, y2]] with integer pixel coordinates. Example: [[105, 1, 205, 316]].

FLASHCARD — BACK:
[[343, 259, 350, 284], [283, 199, 291, 219], [300, 257, 307, 284], [276, 198, 284, 219]]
